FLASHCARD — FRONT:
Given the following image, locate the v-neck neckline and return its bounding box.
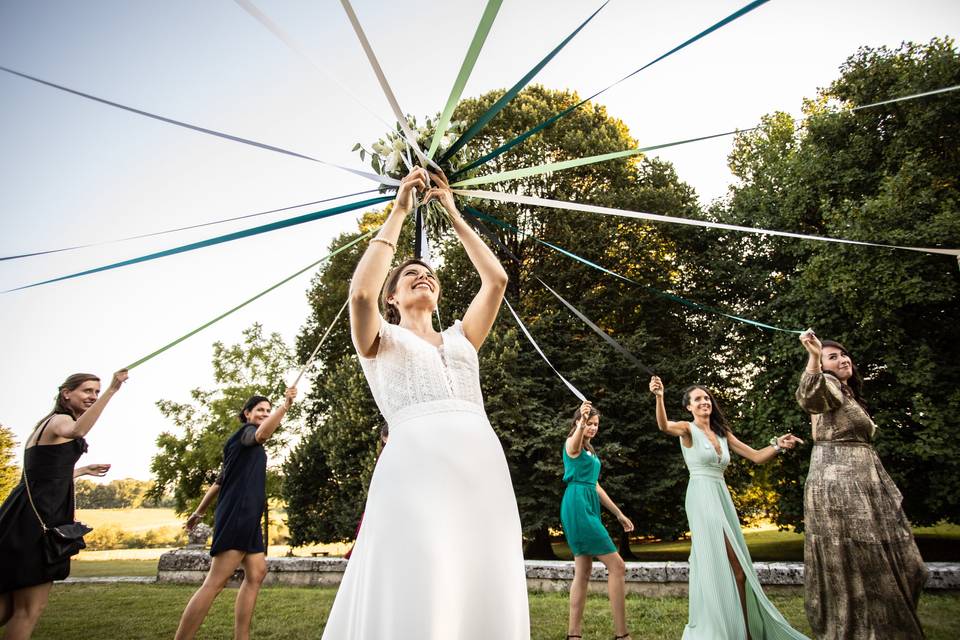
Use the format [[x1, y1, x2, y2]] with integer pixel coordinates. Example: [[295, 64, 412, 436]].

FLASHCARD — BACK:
[[694, 423, 723, 461]]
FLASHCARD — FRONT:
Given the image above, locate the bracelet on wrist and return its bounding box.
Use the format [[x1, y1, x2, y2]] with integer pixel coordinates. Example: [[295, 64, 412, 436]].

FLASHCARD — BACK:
[[371, 237, 396, 251], [768, 436, 782, 453]]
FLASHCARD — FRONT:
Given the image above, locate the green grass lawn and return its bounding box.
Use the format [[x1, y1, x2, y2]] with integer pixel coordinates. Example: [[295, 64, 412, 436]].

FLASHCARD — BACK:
[[30, 584, 960, 639], [69, 558, 159, 577]]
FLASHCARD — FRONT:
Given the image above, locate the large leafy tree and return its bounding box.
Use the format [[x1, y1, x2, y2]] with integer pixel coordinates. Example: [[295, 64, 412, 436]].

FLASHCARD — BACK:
[[149, 324, 299, 541], [712, 38, 960, 529], [286, 86, 710, 553]]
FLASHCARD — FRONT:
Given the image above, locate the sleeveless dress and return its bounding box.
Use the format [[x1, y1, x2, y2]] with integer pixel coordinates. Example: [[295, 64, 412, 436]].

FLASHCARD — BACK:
[[0, 418, 87, 592], [210, 423, 266, 556], [322, 319, 529, 639], [681, 425, 808, 640], [560, 447, 616, 556], [797, 372, 927, 639]]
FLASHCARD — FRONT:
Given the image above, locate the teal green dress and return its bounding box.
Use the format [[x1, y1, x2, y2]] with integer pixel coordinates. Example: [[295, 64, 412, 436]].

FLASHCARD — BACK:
[[682, 425, 808, 639], [560, 447, 616, 557]]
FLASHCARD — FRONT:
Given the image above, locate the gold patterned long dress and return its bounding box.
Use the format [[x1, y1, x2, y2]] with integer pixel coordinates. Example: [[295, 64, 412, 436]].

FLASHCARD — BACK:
[[796, 371, 928, 639]]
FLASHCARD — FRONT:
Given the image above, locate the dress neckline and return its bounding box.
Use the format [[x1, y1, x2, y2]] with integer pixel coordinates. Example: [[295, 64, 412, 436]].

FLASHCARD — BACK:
[[395, 323, 447, 350]]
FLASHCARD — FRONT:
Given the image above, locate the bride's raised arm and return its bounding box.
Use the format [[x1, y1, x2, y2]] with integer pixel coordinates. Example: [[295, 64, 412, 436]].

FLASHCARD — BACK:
[[424, 170, 508, 351], [350, 167, 429, 357]]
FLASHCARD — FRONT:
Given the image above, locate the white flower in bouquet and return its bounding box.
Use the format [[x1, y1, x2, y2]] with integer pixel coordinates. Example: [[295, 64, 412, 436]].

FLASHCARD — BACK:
[[384, 150, 402, 175]]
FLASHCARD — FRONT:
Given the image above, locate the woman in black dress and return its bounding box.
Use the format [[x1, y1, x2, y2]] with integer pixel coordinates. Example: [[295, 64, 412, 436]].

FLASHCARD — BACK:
[[175, 387, 296, 640], [0, 369, 127, 639]]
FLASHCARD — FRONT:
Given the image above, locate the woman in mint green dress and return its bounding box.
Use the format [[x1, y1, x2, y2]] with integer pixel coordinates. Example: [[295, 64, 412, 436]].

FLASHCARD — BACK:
[[561, 401, 634, 640], [649, 377, 808, 640]]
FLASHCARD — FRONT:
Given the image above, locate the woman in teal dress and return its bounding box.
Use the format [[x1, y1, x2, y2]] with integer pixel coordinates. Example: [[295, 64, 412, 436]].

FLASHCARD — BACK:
[[561, 401, 634, 640], [649, 376, 808, 640]]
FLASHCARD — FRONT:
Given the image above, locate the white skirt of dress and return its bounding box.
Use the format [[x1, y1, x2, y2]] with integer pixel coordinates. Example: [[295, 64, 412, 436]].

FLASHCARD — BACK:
[[321, 399, 530, 640]]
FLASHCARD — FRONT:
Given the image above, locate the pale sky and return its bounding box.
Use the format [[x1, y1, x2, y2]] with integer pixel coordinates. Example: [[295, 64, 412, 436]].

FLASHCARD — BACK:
[[1, 0, 957, 482]]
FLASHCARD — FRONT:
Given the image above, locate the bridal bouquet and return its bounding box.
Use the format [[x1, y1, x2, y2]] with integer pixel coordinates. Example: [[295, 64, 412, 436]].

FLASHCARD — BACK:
[[353, 114, 469, 231]]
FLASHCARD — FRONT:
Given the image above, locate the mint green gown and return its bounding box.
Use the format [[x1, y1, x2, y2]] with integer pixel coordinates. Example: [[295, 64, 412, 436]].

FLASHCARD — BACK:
[[682, 426, 808, 639], [560, 447, 616, 557]]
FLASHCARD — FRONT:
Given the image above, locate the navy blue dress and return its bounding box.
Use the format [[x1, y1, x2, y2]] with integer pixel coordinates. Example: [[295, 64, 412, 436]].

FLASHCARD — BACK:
[[210, 423, 266, 556]]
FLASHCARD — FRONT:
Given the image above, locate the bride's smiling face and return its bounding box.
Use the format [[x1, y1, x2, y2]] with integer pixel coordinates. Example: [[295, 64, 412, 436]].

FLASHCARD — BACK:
[[388, 263, 440, 312]]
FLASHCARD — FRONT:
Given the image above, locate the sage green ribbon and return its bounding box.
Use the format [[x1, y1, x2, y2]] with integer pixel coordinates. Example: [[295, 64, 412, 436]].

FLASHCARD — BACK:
[[464, 206, 802, 334], [5, 195, 393, 293], [126, 229, 377, 369], [440, 1, 608, 164], [426, 0, 504, 160], [452, 0, 770, 178]]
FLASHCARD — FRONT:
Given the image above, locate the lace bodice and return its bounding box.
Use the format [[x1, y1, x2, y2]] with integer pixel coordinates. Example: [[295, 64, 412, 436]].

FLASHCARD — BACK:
[[358, 318, 485, 422]]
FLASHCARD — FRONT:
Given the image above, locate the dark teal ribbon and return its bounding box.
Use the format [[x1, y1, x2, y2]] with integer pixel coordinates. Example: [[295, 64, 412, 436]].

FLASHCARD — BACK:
[[5, 195, 393, 293], [452, 0, 770, 178], [464, 208, 655, 374], [464, 206, 800, 334], [440, 1, 609, 164], [0, 188, 385, 262]]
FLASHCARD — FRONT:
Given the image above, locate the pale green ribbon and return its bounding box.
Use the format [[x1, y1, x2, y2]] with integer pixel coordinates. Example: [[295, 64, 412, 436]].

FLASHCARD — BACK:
[[126, 228, 378, 369], [426, 0, 504, 160]]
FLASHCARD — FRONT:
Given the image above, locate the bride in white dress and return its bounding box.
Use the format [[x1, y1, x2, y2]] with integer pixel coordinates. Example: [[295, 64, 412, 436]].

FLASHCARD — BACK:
[[321, 167, 530, 639]]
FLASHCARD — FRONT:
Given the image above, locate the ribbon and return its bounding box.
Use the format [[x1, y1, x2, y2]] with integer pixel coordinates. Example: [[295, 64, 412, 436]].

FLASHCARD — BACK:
[[442, 2, 608, 164], [5, 195, 393, 293], [0, 65, 400, 187], [338, 0, 439, 171], [233, 0, 415, 167], [126, 229, 377, 369], [503, 297, 586, 401], [470, 206, 799, 332], [426, 0, 503, 160], [452, 0, 770, 177], [1, 188, 385, 262], [456, 189, 960, 257], [454, 83, 960, 187], [464, 209, 657, 367], [290, 297, 350, 387]]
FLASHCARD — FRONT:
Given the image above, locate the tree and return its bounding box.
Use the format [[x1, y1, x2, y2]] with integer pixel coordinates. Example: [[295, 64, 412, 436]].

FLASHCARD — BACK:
[[149, 324, 300, 545], [285, 85, 709, 553], [0, 423, 19, 501], [712, 38, 960, 529]]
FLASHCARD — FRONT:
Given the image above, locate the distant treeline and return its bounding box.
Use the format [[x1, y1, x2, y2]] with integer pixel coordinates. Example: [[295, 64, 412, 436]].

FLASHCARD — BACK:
[[75, 478, 175, 509]]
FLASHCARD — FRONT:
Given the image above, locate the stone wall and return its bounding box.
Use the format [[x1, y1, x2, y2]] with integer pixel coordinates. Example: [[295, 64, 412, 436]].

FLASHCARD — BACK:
[[157, 550, 960, 594]]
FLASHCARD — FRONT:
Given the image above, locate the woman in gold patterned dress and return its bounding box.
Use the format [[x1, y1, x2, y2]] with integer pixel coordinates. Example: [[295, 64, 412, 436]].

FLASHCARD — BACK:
[[796, 330, 928, 639]]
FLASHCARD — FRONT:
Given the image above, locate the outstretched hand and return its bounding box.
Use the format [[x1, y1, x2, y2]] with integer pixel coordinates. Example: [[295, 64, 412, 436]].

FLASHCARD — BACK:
[[396, 167, 429, 211], [799, 329, 822, 359], [777, 433, 805, 450], [109, 369, 129, 393], [422, 169, 459, 218], [649, 376, 664, 397]]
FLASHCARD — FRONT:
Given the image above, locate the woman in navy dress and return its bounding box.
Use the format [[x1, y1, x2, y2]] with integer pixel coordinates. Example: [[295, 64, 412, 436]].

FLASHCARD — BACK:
[[174, 387, 296, 640], [0, 369, 127, 639]]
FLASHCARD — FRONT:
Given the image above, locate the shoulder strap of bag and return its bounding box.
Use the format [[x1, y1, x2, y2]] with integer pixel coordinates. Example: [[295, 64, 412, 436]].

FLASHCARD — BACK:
[[22, 416, 56, 532]]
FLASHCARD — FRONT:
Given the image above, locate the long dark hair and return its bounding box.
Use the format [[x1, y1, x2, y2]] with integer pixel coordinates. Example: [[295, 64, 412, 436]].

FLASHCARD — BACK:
[[566, 404, 600, 455], [820, 339, 868, 413], [35, 373, 101, 429], [681, 385, 730, 437], [380, 258, 441, 325], [238, 395, 271, 423]]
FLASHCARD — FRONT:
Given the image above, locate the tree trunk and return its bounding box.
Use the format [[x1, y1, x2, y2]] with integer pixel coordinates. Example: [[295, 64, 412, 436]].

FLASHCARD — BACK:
[[263, 500, 270, 556], [523, 525, 557, 560]]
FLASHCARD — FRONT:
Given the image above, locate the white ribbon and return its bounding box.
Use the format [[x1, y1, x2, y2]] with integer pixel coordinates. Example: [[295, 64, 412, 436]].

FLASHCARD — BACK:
[[290, 297, 350, 388], [339, 0, 440, 172], [455, 189, 960, 257], [503, 297, 586, 401]]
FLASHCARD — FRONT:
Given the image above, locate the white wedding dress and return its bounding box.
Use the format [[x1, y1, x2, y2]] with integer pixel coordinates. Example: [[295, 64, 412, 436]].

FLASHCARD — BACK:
[[321, 318, 530, 639]]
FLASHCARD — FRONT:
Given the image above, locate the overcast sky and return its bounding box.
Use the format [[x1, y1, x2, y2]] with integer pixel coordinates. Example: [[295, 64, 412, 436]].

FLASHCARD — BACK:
[[1, 0, 957, 481]]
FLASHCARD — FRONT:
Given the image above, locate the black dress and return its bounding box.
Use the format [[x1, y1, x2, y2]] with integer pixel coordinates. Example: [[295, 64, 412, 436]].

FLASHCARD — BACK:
[[0, 418, 86, 592], [210, 423, 266, 556]]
